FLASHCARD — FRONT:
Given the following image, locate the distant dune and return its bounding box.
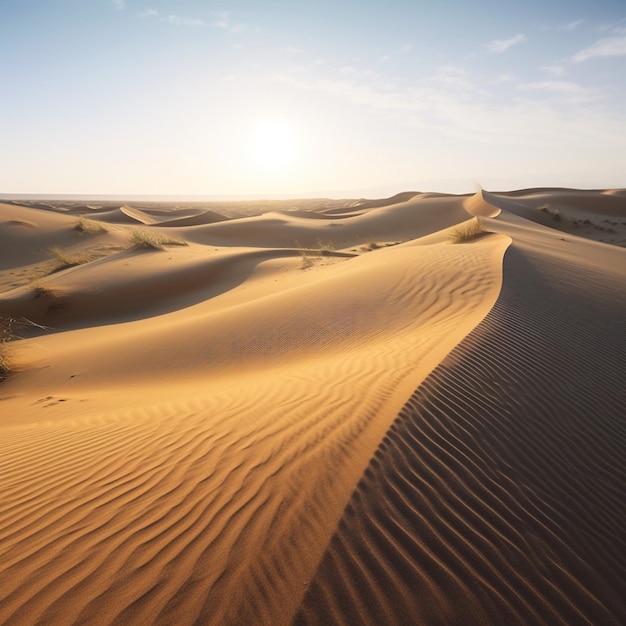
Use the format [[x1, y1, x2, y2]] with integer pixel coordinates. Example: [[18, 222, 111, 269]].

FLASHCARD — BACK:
[[1, 188, 625, 625]]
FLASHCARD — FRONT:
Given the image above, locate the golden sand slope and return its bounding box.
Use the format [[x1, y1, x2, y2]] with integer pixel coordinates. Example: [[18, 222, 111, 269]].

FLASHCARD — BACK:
[[1, 189, 625, 625], [295, 194, 626, 625], [0, 193, 507, 625]]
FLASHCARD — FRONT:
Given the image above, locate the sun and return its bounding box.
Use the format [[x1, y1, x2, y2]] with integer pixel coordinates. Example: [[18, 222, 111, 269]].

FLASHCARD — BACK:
[[249, 119, 297, 172]]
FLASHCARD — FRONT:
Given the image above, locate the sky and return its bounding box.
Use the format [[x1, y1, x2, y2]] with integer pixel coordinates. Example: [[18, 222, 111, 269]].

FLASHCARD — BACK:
[[1, 0, 625, 197]]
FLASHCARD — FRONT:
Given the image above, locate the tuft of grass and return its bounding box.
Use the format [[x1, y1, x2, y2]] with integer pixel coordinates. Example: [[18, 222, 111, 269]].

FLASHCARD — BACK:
[[0, 317, 27, 381], [0, 317, 49, 380], [315, 238, 335, 255], [295, 241, 313, 269], [300, 250, 313, 269], [48, 246, 89, 270], [0, 318, 15, 380], [74, 217, 107, 233], [449, 218, 486, 243], [131, 229, 188, 250], [539, 204, 562, 221]]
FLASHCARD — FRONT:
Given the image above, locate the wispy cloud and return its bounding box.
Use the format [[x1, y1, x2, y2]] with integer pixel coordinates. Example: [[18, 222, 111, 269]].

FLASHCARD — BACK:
[[164, 15, 204, 27], [427, 66, 477, 92], [572, 35, 626, 61], [485, 34, 526, 53], [561, 19, 583, 31], [213, 13, 246, 33], [273, 62, 625, 152], [517, 80, 600, 103], [378, 43, 412, 64], [112, 0, 125, 10], [541, 65, 566, 77], [138, 9, 204, 27]]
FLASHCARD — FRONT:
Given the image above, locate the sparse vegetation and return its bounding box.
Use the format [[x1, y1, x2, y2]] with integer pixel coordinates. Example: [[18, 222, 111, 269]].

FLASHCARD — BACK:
[[48, 246, 89, 270], [0, 317, 15, 380], [74, 217, 107, 233], [0, 317, 48, 380], [449, 218, 486, 243], [315, 238, 335, 255], [131, 229, 188, 250], [362, 236, 379, 250], [0, 317, 27, 381], [538, 204, 562, 221], [300, 249, 313, 269], [33, 284, 68, 316]]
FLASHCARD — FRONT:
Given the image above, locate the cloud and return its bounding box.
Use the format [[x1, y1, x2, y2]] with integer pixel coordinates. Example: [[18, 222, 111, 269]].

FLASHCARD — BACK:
[[427, 66, 478, 92], [517, 80, 600, 103], [137, 9, 203, 26], [485, 34, 526, 53], [561, 19, 583, 31], [572, 36, 626, 61], [165, 15, 204, 26], [541, 65, 566, 77], [213, 13, 246, 33], [112, 0, 125, 10], [273, 62, 625, 153]]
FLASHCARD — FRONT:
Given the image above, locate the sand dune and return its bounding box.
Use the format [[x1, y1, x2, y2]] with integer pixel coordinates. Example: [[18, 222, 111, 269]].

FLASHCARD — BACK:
[[295, 204, 626, 625], [1, 188, 625, 625]]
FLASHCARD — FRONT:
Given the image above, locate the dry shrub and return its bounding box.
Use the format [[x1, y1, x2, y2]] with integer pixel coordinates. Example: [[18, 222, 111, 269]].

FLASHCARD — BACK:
[[131, 230, 188, 250], [449, 218, 486, 243], [74, 217, 107, 233]]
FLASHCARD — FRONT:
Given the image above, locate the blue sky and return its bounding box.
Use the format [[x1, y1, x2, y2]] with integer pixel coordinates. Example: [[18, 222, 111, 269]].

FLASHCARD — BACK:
[[1, 0, 625, 196]]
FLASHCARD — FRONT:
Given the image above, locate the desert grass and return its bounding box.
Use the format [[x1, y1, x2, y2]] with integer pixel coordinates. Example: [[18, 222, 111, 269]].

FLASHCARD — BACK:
[[550, 208, 562, 221], [131, 229, 188, 250], [449, 218, 486, 243], [0, 317, 15, 380], [316, 238, 335, 255], [48, 246, 89, 271], [0, 317, 28, 380], [300, 249, 314, 270], [74, 217, 108, 233], [539, 204, 562, 221]]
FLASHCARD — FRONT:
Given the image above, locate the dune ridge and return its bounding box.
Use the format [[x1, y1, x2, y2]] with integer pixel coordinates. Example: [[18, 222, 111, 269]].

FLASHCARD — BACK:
[[294, 205, 626, 625]]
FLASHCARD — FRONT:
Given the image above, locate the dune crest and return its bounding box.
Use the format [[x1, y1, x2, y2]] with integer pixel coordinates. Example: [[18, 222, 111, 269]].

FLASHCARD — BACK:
[[462, 189, 501, 217]]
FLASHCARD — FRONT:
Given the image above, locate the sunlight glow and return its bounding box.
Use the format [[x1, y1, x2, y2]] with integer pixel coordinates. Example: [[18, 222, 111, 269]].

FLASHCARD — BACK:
[[249, 119, 298, 172]]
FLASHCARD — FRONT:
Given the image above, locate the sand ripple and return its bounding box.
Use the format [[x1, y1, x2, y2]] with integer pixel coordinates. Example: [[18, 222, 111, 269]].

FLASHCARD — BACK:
[[0, 234, 508, 625], [294, 238, 626, 625]]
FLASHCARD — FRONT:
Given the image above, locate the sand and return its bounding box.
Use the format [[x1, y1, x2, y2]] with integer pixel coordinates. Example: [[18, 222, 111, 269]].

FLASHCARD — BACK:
[[1, 188, 625, 625]]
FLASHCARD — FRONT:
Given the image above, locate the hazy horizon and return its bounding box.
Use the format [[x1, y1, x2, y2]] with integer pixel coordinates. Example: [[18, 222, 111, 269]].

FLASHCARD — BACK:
[[2, 1, 625, 196]]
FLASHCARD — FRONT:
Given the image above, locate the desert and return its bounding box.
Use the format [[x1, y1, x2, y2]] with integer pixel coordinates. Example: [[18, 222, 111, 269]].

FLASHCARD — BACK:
[[1, 188, 625, 624]]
